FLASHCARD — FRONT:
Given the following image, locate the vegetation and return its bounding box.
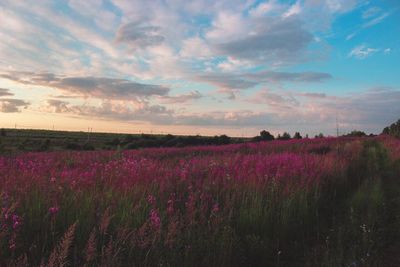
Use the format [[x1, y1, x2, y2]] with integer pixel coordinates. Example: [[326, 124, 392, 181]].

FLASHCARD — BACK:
[[0, 129, 246, 154], [345, 130, 367, 137], [252, 130, 274, 142], [1, 137, 399, 266], [383, 119, 400, 138], [0, 128, 319, 154]]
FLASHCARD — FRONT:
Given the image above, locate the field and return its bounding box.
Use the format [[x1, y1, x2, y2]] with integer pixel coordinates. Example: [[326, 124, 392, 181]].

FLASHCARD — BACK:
[[0, 128, 246, 154], [1, 136, 400, 266]]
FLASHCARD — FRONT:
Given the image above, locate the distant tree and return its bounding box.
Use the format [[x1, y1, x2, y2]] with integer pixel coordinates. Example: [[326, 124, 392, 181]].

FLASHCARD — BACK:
[[382, 127, 390, 135], [305, 134, 309, 139], [214, 134, 231, 145], [345, 130, 366, 137], [277, 132, 291, 140], [382, 119, 400, 138], [293, 132, 302, 139], [259, 130, 274, 141], [315, 133, 324, 138], [0, 128, 5, 137]]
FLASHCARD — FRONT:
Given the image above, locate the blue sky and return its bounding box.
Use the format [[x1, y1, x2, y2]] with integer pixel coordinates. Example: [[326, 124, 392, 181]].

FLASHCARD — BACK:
[[0, 0, 399, 136]]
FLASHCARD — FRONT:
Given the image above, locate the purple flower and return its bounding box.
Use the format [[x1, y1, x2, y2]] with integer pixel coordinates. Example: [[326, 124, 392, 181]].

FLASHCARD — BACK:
[[212, 203, 219, 214], [147, 195, 156, 205], [49, 206, 59, 215], [150, 209, 161, 229]]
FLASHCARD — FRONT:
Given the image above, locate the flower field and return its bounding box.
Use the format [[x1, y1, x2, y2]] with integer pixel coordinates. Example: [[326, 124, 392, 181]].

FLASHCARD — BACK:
[[1, 137, 399, 266]]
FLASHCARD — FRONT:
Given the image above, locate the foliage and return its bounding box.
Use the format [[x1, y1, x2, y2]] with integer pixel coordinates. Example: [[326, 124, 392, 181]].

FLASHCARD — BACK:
[[277, 132, 291, 140], [382, 119, 400, 138], [293, 132, 302, 139], [345, 130, 367, 137]]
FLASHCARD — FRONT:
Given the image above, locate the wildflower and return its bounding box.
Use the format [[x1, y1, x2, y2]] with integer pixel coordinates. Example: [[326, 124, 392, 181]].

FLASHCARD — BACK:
[[149, 209, 161, 229], [49, 206, 59, 215], [9, 242, 16, 250], [147, 194, 156, 206], [212, 203, 219, 214], [3, 210, 9, 220], [12, 215, 21, 230], [167, 199, 174, 216]]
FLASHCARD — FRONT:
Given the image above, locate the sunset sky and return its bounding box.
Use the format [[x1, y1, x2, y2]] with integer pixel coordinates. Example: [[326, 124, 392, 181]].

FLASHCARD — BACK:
[[0, 0, 399, 137]]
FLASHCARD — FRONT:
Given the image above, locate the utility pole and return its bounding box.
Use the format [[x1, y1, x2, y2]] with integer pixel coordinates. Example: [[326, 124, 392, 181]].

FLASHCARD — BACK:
[[336, 113, 339, 137], [87, 127, 91, 142]]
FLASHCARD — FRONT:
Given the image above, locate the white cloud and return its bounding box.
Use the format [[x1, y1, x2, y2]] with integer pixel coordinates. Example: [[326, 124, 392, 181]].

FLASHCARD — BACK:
[[180, 37, 212, 59], [249, 1, 280, 17], [348, 45, 379, 59], [384, 48, 391, 55], [283, 1, 302, 18], [362, 12, 390, 28], [362, 6, 382, 19]]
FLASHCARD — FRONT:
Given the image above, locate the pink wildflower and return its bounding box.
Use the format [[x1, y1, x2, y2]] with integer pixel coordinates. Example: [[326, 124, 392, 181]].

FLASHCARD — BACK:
[[49, 206, 59, 215], [212, 203, 219, 214], [9, 242, 16, 250], [12, 215, 21, 230], [149, 208, 161, 229], [167, 199, 174, 216], [147, 194, 156, 206]]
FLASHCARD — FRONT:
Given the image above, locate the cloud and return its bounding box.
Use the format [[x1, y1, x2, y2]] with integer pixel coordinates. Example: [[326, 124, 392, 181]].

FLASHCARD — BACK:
[[0, 99, 30, 113], [362, 6, 382, 19], [362, 12, 390, 28], [158, 91, 203, 104], [68, 0, 118, 31], [298, 92, 327, 98], [283, 1, 302, 18], [347, 7, 390, 40], [196, 70, 332, 93], [348, 45, 379, 59], [197, 73, 258, 91], [246, 71, 332, 83], [0, 88, 14, 97], [46, 99, 70, 113], [45, 99, 174, 124], [115, 21, 165, 49], [247, 89, 300, 108], [40, 86, 400, 136], [180, 37, 212, 59], [0, 71, 170, 100], [209, 16, 313, 64], [249, 1, 279, 17], [56, 77, 169, 99], [384, 48, 391, 54], [329, 87, 400, 127]]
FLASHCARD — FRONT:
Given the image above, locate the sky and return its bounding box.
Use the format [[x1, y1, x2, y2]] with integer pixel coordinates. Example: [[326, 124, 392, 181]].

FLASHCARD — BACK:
[[0, 0, 399, 137]]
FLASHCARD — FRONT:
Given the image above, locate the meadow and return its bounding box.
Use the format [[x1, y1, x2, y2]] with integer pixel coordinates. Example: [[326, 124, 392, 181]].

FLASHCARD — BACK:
[[1, 136, 399, 266]]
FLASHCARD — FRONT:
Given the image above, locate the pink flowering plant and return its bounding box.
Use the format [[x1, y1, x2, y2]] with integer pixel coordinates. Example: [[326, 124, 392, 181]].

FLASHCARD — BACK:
[[0, 136, 397, 266]]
